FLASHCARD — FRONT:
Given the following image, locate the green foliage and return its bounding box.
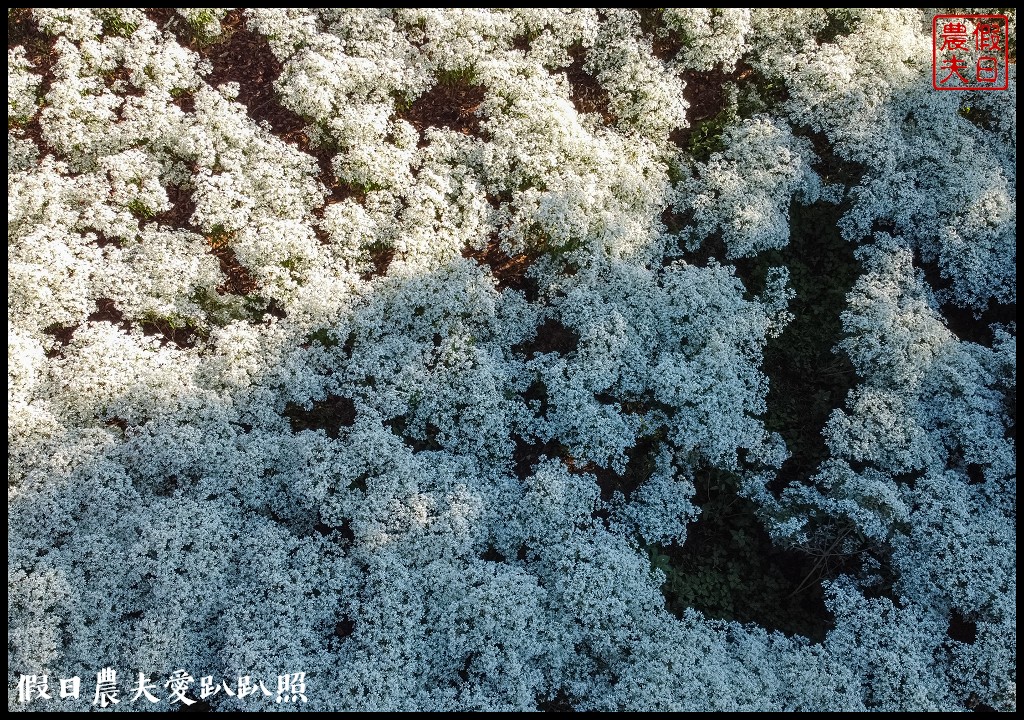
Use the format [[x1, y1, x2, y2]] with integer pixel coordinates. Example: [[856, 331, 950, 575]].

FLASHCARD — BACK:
[[98, 10, 138, 38], [816, 8, 863, 44], [187, 9, 216, 31], [190, 286, 270, 327], [665, 155, 689, 185], [391, 90, 414, 115], [687, 96, 737, 163], [284, 394, 357, 439], [182, 9, 223, 47], [305, 327, 340, 348], [742, 200, 862, 484], [205, 224, 234, 252], [651, 467, 834, 641], [140, 308, 183, 329], [958, 101, 997, 132], [138, 307, 208, 346], [126, 199, 155, 219], [736, 73, 789, 120], [436, 64, 479, 87]]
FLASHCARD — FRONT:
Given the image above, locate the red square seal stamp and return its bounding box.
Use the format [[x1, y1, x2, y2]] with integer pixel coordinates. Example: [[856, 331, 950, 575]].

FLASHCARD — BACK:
[[933, 14, 1009, 90]]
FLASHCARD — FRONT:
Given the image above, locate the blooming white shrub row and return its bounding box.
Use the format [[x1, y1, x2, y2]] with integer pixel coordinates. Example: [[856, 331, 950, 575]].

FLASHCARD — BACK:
[[750, 8, 1016, 309], [677, 115, 823, 258], [662, 8, 751, 72]]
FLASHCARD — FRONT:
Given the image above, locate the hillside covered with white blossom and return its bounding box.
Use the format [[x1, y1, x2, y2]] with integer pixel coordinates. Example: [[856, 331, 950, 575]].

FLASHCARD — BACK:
[[8, 8, 1016, 711]]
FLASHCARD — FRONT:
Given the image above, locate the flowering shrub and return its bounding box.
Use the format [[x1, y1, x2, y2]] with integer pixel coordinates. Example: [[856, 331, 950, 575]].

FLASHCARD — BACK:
[[8, 7, 1016, 711]]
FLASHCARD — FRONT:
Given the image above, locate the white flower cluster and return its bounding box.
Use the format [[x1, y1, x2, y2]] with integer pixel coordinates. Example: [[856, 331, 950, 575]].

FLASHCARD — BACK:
[[751, 8, 1016, 309], [678, 116, 822, 258], [8, 47, 41, 124], [8, 7, 1016, 712], [583, 9, 688, 139], [756, 236, 1016, 710], [662, 8, 751, 72], [175, 8, 232, 40]]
